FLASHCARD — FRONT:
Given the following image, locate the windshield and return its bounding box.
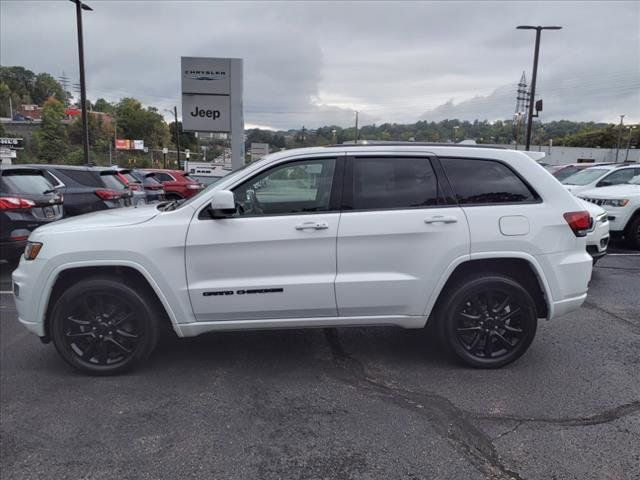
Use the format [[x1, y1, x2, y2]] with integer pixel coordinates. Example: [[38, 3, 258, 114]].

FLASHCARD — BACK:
[[162, 165, 249, 210], [562, 168, 609, 185]]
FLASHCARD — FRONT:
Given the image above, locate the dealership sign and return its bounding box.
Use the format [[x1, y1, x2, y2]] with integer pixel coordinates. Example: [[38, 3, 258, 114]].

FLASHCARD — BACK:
[[181, 56, 244, 170], [0, 137, 24, 149], [182, 94, 230, 132]]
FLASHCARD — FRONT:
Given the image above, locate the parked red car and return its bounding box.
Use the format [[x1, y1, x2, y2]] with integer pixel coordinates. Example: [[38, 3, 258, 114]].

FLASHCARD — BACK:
[[142, 169, 204, 199]]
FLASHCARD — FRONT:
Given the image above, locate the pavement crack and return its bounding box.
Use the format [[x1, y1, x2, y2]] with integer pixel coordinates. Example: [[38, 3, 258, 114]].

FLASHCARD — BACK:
[[322, 328, 525, 480], [493, 421, 526, 441], [478, 400, 640, 427], [582, 301, 639, 334]]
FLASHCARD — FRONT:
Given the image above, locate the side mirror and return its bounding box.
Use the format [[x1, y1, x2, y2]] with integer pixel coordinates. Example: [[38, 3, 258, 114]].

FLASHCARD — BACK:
[[596, 181, 611, 188], [209, 190, 236, 218]]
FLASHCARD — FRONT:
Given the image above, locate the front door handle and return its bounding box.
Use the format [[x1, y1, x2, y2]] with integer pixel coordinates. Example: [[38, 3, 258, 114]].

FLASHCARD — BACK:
[[424, 215, 458, 224], [295, 221, 329, 230]]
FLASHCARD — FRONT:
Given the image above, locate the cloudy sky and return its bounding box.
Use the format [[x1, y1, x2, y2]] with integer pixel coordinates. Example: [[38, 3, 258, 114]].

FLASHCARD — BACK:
[[1, 1, 638, 130]]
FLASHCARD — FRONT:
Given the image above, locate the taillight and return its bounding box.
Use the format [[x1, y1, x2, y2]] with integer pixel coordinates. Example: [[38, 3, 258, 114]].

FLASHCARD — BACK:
[[95, 189, 121, 200], [130, 184, 141, 191], [186, 183, 203, 190], [0, 197, 35, 210], [563, 211, 591, 237]]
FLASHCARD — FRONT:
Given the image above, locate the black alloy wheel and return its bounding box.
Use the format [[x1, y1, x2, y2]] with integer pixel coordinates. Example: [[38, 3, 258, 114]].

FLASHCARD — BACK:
[[437, 274, 538, 368], [51, 277, 158, 375]]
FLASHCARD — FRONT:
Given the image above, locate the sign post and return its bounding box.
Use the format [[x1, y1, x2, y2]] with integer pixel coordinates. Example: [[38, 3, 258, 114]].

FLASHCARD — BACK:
[[181, 57, 244, 171]]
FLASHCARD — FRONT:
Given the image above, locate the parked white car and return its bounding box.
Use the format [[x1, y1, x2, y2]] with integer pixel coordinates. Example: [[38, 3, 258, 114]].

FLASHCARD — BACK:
[[580, 199, 609, 264], [562, 164, 640, 194], [12, 145, 593, 374], [578, 175, 640, 249]]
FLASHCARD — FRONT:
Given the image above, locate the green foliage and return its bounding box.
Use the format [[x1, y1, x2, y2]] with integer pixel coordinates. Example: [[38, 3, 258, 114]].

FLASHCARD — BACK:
[[93, 98, 115, 114], [115, 98, 170, 148], [169, 121, 198, 151], [32, 73, 67, 105], [35, 98, 68, 163]]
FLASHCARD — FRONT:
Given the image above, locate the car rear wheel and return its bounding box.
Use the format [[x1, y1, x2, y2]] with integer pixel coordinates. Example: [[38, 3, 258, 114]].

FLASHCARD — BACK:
[[50, 277, 158, 375], [437, 274, 538, 368]]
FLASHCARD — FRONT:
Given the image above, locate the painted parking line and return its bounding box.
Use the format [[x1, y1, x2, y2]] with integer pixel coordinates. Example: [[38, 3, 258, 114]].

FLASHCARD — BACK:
[[608, 253, 640, 256], [0, 291, 13, 294]]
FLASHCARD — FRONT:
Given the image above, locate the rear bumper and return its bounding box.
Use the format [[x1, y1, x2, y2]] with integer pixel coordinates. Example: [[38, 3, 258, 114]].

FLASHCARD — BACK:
[[536, 249, 592, 320]]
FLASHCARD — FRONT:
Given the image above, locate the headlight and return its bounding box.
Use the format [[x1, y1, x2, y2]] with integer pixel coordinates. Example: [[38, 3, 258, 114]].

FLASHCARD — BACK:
[[602, 199, 629, 207], [24, 241, 43, 260]]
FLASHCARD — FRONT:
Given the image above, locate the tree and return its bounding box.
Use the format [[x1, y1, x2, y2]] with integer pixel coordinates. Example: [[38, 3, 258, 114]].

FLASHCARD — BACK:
[[115, 98, 169, 148], [35, 98, 68, 163], [93, 98, 115, 114], [32, 73, 67, 105], [169, 121, 197, 151]]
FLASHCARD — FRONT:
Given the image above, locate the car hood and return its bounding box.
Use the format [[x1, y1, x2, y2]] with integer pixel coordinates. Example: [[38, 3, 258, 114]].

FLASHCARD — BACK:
[[33, 203, 160, 235], [578, 184, 640, 199]]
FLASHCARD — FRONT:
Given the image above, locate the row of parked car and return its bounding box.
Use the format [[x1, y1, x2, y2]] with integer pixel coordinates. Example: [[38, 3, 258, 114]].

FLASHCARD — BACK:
[[0, 164, 204, 261], [545, 161, 640, 253]]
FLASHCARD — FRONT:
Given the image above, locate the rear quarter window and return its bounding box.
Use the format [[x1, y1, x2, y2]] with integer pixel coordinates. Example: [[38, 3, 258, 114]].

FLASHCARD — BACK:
[[55, 169, 102, 187], [441, 158, 538, 205]]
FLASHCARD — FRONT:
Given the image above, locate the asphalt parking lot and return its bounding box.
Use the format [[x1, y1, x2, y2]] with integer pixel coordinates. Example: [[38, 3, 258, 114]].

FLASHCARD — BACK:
[[1, 243, 639, 480]]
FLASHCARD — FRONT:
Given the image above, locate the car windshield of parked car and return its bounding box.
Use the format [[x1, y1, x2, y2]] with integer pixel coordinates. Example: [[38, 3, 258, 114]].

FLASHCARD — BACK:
[[562, 168, 609, 185], [166, 166, 249, 210], [0, 171, 54, 194]]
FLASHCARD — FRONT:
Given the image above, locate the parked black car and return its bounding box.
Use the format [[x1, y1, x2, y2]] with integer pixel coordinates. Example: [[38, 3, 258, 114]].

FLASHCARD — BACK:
[[1, 166, 63, 261], [25, 165, 132, 217], [130, 169, 166, 203]]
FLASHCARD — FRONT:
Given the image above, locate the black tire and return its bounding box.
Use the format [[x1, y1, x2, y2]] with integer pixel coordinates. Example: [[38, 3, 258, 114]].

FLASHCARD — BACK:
[[625, 215, 640, 251], [436, 274, 538, 368], [50, 276, 159, 375]]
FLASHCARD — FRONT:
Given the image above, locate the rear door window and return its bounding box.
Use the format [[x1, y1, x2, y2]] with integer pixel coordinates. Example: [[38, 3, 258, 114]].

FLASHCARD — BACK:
[[441, 158, 537, 205], [349, 157, 440, 210]]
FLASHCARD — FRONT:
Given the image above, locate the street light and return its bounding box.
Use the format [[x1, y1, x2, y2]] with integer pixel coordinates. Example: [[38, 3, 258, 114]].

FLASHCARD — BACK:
[[70, 0, 92, 165], [517, 25, 562, 151], [615, 114, 626, 163], [165, 107, 181, 169], [453, 125, 459, 143]]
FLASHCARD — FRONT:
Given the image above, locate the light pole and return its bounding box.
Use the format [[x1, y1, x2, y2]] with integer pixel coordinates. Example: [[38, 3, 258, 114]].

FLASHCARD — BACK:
[[453, 125, 459, 143], [625, 125, 636, 162], [165, 107, 181, 169], [615, 114, 625, 163], [70, 0, 93, 165], [517, 25, 562, 151]]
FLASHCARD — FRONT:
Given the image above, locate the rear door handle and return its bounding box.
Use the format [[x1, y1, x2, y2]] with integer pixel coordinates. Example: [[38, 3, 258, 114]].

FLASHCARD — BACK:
[[295, 221, 329, 230], [424, 215, 458, 224]]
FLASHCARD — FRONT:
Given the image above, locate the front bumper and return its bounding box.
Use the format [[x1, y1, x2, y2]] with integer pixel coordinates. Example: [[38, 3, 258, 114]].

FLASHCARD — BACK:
[[12, 257, 47, 337]]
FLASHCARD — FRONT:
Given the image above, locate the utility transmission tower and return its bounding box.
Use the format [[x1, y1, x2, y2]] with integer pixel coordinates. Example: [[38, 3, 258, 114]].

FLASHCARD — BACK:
[[513, 71, 528, 148]]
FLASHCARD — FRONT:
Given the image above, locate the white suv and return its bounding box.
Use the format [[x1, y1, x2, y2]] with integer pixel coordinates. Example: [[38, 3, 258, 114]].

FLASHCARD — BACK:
[[562, 164, 640, 194], [578, 175, 640, 249], [12, 145, 593, 374]]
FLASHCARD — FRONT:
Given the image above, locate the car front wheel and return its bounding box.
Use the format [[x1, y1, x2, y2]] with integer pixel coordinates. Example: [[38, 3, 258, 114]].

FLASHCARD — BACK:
[[50, 277, 159, 375], [437, 274, 538, 368]]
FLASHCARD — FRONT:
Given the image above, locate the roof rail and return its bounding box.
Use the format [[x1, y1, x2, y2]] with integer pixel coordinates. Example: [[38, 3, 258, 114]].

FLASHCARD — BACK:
[[325, 141, 507, 149]]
